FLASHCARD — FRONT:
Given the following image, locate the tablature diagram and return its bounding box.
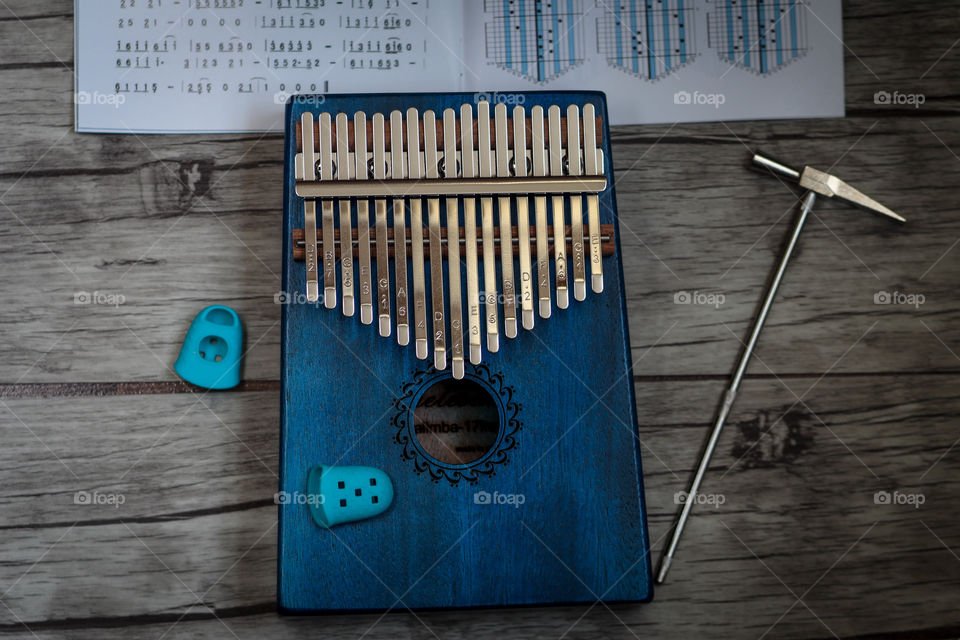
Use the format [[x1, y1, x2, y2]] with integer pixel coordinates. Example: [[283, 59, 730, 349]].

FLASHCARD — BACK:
[[483, 0, 586, 83], [596, 1, 697, 81], [707, 0, 809, 74]]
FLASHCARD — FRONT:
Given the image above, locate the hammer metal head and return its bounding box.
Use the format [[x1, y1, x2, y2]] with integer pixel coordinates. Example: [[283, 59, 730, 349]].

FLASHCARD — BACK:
[[751, 152, 906, 223]]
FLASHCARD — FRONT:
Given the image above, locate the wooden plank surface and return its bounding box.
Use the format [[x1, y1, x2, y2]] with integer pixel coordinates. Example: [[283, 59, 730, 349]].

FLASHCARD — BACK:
[[2, 0, 960, 638], [2, 103, 960, 380], [2, 377, 959, 638]]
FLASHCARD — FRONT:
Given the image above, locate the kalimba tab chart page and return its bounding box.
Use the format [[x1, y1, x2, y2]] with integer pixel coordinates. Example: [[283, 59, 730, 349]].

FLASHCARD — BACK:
[[74, 0, 843, 132], [74, 0, 462, 132]]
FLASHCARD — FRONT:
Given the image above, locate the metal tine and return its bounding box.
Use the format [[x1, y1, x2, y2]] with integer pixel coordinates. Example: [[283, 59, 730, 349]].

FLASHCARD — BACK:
[[567, 104, 586, 302], [443, 108, 465, 379], [583, 103, 603, 294], [407, 107, 429, 360], [390, 110, 410, 346], [335, 113, 354, 316], [513, 105, 534, 330], [354, 111, 373, 324], [372, 113, 391, 336], [301, 112, 320, 304], [477, 101, 499, 353], [530, 105, 551, 319], [547, 105, 569, 309], [424, 110, 447, 371], [461, 103, 483, 365], [318, 112, 337, 309], [495, 103, 518, 338]]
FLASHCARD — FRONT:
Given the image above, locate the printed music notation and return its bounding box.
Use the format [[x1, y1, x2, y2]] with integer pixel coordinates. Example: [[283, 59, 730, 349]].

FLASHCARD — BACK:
[[75, 0, 842, 132], [76, 0, 461, 132]]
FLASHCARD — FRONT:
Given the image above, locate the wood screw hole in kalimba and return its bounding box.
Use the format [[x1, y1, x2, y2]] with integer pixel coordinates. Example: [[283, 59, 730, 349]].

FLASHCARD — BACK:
[[439, 156, 461, 177], [293, 102, 608, 378]]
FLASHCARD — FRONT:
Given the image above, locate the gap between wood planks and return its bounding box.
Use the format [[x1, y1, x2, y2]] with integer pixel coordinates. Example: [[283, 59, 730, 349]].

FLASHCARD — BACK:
[[1, 371, 958, 398], [1, 607, 958, 640], [0, 603, 276, 633], [0, 500, 275, 532]]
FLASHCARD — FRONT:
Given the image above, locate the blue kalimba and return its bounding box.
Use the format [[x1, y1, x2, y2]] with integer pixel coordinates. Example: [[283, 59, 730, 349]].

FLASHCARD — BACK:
[[279, 92, 653, 611]]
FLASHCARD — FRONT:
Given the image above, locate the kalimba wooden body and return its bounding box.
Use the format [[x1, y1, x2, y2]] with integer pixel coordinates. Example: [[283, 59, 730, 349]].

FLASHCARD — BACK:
[[279, 91, 653, 611]]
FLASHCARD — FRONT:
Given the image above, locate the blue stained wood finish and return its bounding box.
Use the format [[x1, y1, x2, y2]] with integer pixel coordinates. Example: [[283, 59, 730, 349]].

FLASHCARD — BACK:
[[279, 91, 653, 612]]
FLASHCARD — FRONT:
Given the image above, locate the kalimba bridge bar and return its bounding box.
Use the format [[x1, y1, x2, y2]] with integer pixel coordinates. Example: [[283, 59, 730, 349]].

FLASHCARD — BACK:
[[291, 224, 617, 259], [292, 100, 611, 379]]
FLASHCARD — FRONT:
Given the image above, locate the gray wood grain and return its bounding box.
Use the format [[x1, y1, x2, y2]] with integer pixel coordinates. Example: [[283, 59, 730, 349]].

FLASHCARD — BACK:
[[0, 4, 957, 382], [2, 106, 960, 380], [2, 377, 959, 638], [2, 0, 960, 637], [0, 1, 958, 383]]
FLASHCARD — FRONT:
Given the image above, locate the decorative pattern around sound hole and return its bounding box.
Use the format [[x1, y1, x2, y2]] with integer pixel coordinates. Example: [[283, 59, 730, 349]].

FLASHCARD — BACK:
[[392, 364, 521, 485]]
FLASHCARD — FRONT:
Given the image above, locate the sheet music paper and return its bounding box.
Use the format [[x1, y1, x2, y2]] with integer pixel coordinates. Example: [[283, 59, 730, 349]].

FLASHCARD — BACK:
[[74, 0, 843, 133]]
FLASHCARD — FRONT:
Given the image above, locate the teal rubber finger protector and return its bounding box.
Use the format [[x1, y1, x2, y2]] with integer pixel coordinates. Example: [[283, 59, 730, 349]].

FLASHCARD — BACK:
[[174, 305, 243, 390], [306, 465, 394, 527]]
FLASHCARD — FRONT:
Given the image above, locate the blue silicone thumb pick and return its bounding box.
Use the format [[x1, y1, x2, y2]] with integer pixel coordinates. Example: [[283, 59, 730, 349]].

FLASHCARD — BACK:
[[306, 465, 394, 527], [174, 305, 243, 390]]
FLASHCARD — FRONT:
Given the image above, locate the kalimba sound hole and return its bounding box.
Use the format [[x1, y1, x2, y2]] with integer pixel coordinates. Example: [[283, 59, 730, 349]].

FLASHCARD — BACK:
[[413, 378, 500, 465]]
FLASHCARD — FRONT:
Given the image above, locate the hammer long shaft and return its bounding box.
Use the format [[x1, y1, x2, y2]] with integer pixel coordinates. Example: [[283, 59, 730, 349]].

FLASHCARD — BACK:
[[656, 191, 817, 584]]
